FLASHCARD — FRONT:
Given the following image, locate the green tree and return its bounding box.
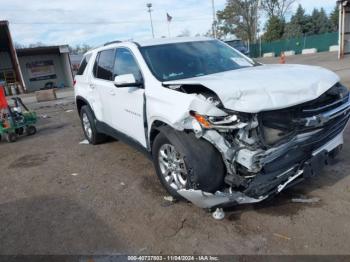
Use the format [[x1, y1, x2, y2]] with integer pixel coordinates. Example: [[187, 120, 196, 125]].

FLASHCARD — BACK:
[[330, 4, 339, 31], [216, 0, 259, 43], [309, 8, 332, 35], [283, 4, 307, 38], [262, 15, 285, 41]]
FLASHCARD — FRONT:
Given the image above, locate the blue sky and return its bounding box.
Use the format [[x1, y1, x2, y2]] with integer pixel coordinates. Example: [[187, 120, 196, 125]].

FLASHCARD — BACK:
[[0, 0, 337, 47]]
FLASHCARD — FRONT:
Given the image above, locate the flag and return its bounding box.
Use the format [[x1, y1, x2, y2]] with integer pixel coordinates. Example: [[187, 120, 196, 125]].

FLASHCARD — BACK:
[[167, 13, 173, 22]]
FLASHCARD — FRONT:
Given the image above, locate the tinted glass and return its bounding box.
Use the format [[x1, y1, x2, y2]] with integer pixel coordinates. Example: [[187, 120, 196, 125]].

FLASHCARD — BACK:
[[76, 54, 91, 75], [114, 48, 142, 83], [140, 40, 253, 81], [96, 49, 115, 80]]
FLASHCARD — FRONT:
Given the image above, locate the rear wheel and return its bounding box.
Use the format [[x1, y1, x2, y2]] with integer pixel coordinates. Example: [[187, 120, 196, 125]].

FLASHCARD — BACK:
[[152, 129, 225, 200], [80, 106, 107, 145], [6, 132, 17, 143]]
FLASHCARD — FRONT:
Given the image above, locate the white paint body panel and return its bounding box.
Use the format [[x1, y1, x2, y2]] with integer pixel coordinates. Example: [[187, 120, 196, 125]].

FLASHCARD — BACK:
[[164, 64, 339, 113], [75, 39, 341, 148]]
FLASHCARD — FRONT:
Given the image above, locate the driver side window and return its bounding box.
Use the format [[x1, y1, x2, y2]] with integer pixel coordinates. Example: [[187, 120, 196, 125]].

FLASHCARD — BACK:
[[114, 48, 143, 83]]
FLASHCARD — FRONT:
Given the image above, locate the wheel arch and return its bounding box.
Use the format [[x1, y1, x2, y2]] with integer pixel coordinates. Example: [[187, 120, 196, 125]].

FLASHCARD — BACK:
[[76, 96, 93, 117], [149, 120, 171, 154]]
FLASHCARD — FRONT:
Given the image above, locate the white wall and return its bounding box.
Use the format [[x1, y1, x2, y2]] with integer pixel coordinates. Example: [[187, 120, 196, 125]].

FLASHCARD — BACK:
[[18, 53, 71, 92]]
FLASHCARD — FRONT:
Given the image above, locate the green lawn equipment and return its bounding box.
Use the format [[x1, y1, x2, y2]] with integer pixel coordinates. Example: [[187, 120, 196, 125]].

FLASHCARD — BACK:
[[0, 87, 37, 143]]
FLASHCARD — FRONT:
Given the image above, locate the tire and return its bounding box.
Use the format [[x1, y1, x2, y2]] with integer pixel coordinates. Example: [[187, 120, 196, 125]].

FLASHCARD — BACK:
[[152, 128, 225, 200], [80, 105, 107, 145], [25, 126, 37, 136], [6, 132, 17, 143]]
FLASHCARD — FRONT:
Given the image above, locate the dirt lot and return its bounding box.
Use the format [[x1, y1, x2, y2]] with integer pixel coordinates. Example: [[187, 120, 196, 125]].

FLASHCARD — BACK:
[[1, 53, 350, 255]]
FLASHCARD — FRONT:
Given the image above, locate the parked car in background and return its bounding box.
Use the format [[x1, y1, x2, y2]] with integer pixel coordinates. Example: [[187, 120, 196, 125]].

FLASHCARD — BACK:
[[74, 37, 350, 209]]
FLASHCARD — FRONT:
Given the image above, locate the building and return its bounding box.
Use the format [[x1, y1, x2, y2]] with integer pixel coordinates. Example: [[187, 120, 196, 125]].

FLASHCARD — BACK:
[[0, 20, 73, 94], [0, 20, 25, 94], [16, 46, 73, 92], [339, 0, 350, 58]]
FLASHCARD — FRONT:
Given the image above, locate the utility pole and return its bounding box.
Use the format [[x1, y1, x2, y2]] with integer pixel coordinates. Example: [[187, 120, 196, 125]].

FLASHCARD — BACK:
[[147, 3, 155, 38], [211, 0, 217, 38]]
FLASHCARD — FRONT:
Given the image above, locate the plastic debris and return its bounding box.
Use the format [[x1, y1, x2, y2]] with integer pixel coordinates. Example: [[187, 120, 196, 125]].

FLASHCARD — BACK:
[[212, 208, 225, 220], [71, 173, 78, 176], [164, 195, 175, 202], [40, 114, 49, 119], [291, 197, 320, 203], [120, 182, 126, 186], [65, 109, 74, 113], [273, 233, 291, 240], [79, 139, 89, 145]]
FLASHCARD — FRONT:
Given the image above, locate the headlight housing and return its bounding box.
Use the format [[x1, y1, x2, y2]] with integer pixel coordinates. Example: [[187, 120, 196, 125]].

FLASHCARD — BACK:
[[190, 111, 242, 130]]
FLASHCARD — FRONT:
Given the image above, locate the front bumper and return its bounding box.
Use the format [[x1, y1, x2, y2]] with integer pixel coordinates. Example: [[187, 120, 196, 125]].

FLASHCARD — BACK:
[[178, 129, 345, 209]]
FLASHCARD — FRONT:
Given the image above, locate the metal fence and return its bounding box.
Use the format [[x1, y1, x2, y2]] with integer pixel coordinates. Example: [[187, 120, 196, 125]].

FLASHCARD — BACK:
[[249, 32, 338, 58]]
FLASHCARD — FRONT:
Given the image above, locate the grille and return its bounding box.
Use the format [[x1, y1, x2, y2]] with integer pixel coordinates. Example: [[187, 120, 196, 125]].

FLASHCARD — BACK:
[[258, 83, 350, 147]]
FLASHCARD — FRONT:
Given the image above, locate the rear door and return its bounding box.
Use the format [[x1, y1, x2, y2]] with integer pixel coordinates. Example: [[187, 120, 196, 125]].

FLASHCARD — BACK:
[[89, 48, 116, 126]]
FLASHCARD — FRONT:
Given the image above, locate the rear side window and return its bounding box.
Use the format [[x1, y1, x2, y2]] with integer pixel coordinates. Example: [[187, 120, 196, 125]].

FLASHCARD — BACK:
[[95, 49, 115, 80], [76, 54, 91, 75]]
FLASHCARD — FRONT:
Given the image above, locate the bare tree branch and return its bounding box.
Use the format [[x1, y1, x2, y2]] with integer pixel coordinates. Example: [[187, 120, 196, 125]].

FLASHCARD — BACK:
[[260, 0, 296, 19]]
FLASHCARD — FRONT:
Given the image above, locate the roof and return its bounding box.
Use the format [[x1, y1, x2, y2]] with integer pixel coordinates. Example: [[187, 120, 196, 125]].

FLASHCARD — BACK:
[[0, 20, 9, 26], [0, 21, 10, 51], [16, 45, 69, 56], [338, 0, 350, 5], [85, 36, 216, 55], [135, 36, 213, 47]]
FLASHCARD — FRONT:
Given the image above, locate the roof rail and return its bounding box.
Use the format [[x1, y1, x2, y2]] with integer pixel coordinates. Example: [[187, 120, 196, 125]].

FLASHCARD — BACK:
[[104, 40, 122, 46]]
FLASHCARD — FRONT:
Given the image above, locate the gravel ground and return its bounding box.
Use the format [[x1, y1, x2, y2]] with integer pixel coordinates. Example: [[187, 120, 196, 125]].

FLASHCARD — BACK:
[[1, 53, 350, 255]]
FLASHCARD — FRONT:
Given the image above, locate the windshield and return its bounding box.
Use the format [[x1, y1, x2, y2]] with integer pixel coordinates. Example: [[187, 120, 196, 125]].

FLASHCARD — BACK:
[[140, 40, 253, 81], [227, 40, 245, 48]]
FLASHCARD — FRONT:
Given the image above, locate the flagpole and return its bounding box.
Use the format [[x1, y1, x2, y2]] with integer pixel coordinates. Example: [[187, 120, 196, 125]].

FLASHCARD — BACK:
[[167, 21, 171, 37], [166, 12, 172, 38]]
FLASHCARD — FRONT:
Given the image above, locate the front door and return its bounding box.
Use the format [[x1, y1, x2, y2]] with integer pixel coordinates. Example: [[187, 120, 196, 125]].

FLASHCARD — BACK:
[[111, 48, 146, 146]]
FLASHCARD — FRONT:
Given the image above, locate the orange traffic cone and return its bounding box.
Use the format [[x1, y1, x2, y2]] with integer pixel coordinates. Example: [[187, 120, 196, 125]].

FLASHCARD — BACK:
[[279, 52, 286, 64]]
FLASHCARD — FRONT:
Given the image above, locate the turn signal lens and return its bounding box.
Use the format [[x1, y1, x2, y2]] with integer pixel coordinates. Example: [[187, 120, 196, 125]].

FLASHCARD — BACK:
[[190, 111, 211, 128]]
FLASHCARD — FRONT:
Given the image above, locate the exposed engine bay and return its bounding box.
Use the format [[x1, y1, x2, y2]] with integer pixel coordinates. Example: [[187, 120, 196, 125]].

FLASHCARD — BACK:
[[166, 82, 350, 208]]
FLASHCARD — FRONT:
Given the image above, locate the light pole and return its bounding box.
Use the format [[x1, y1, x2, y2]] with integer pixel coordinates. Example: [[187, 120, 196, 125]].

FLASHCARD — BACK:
[[211, 0, 217, 38], [147, 3, 155, 38]]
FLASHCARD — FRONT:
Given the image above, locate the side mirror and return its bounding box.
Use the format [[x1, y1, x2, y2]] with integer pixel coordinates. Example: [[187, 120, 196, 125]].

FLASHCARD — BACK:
[[114, 74, 143, 88]]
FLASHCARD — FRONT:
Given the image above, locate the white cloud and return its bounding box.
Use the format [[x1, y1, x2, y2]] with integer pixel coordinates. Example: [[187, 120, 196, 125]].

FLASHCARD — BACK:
[[0, 0, 226, 46], [0, 0, 337, 47]]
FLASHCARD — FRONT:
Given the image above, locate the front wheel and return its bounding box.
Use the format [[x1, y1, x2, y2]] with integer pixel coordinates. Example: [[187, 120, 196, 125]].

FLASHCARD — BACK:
[[80, 106, 107, 145], [26, 126, 37, 136], [152, 129, 225, 200]]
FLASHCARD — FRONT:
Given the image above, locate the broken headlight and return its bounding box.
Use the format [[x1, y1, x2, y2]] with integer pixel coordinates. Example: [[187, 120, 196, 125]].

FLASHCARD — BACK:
[[190, 111, 245, 131]]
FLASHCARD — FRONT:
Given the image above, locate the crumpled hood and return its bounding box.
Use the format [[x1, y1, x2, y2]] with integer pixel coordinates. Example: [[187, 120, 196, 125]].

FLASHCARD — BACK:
[[163, 64, 340, 113]]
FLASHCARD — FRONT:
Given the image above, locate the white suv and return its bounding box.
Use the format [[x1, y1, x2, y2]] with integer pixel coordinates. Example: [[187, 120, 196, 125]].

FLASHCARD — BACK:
[[75, 37, 350, 209]]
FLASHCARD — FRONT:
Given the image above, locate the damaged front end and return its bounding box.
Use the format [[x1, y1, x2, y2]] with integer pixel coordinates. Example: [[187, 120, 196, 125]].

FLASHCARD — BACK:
[[173, 83, 350, 209]]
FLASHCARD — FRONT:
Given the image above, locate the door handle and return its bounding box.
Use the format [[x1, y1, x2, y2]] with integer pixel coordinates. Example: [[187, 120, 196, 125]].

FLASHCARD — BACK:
[[109, 89, 116, 96], [89, 84, 95, 89]]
